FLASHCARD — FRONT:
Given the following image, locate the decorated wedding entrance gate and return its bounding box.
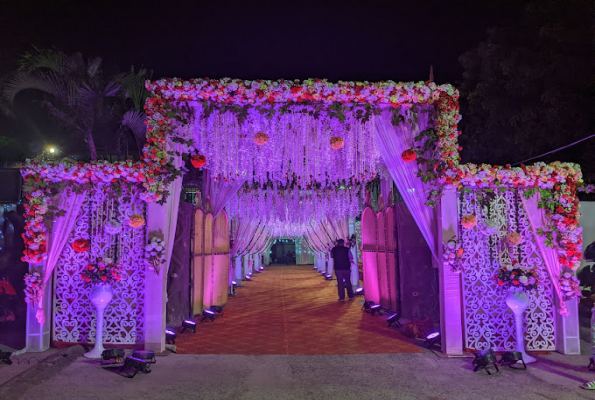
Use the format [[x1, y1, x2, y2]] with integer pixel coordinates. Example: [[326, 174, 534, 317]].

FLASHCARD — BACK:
[[21, 77, 583, 357]]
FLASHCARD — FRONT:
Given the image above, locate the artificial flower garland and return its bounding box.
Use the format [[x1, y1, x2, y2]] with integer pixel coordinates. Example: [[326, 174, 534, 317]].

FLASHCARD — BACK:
[[24, 272, 44, 307], [443, 239, 464, 274], [145, 236, 165, 274]]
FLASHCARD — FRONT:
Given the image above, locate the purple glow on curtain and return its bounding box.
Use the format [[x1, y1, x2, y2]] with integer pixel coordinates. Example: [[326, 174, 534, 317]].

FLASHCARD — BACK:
[[374, 110, 438, 261], [36, 189, 86, 324], [521, 193, 569, 316], [202, 169, 246, 219]]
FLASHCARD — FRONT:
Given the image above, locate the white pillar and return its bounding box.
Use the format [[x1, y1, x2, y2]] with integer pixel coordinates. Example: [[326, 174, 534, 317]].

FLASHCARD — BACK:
[[234, 257, 243, 282], [145, 202, 171, 354], [327, 255, 334, 276], [438, 187, 464, 356], [25, 267, 51, 352], [555, 298, 581, 354], [243, 255, 250, 278], [349, 217, 359, 290], [253, 253, 260, 271]]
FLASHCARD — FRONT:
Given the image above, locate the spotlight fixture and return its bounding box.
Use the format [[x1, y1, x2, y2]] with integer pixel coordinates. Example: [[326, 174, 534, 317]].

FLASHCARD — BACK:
[[201, 309, 216, 322], [165, 329, 177, 344], [425, 331, 441, 348], [259, 266, 265, 271], [499, 351, 527, 370], [362, 301, 374, 311], [0, 351, 12, 365], [472, 349, 500, 375], [245, 275, 251, 281], [387, 313, 401, 328], [370, 304, 382, 316], [101, 348, 125, 363], [324, 274, 333, 280], [313, 266, 318, 269], [210, 305, 223, 315], [354, 287, 364, 296], [120, 357, 152, 378], [131, 350, 156, 364], [181, 319, 197, 333]]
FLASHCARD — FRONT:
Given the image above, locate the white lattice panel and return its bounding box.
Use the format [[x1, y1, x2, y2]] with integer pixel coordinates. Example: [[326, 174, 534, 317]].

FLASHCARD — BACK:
[[53, 186, 146, 345], [460, 189, 555, 351]]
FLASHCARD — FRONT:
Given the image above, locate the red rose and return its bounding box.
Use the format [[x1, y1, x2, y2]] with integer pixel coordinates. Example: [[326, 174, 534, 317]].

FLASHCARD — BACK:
[[512, 280, 520, 285], [497, 280, 503, 286], [72, 239, 91, 253], [101, 276, 107, 281], [401, 149, 417, 162]]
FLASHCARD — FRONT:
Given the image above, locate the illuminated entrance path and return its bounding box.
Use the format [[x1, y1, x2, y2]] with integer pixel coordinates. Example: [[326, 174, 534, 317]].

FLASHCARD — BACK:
[[175, 265, 422, 355]]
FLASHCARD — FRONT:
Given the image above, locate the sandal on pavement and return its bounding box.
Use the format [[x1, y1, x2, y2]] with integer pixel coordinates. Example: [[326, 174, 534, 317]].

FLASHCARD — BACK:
[[581, 381, 595, 390]]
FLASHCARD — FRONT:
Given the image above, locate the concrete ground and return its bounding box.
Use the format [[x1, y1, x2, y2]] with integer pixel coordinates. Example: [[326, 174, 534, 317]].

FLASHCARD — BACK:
[[1, 345, 594, 400]]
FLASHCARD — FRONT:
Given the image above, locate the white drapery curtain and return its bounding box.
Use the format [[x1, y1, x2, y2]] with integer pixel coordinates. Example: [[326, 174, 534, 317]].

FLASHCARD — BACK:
[[521, 192, 568, 316], [203, 169, 246, 218], [374, 109, 438, 261], [36, 189, 87, 324]]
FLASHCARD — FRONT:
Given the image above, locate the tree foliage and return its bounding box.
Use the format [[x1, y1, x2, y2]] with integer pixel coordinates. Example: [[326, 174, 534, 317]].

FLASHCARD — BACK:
[[458, 0, 594, 179], [1, 48, 151, 161]]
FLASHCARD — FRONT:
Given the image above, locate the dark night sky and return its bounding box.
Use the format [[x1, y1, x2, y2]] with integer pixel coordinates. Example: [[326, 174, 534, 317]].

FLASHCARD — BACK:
[[1, 0, 519, 84]]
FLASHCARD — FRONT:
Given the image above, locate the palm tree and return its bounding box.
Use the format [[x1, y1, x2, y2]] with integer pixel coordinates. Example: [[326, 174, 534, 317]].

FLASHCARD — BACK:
[[1, 48, 150, 161]]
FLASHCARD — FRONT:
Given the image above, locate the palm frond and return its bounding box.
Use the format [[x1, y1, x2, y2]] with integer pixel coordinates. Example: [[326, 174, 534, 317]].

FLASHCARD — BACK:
[[121, 109, 147, 138], [17, 47, 64, 72], [1, 71, 53, 105]]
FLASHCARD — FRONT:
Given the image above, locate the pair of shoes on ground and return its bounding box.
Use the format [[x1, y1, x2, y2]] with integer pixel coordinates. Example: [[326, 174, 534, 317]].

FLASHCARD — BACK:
[[582, 380, 595, 390]]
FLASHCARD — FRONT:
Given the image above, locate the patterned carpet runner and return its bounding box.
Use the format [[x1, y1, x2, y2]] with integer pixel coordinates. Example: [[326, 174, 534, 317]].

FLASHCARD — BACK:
[[175, 265, 423, 355]]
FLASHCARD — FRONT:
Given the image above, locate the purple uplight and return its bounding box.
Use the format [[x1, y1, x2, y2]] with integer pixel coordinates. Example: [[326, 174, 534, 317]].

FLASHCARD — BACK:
[[165, 329, 176, 335], [245, 275, 251, 280], [203, 309, 215, 315], [183, 319, 196, 326], [370, 304, 381, 310], [426, 331, 440, 339], [355, 287, 364, 293], [232, 280, 237, 285]]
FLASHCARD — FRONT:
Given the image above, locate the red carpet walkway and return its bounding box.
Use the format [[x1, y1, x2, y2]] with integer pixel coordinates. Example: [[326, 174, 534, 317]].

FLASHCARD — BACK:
[[175, 265, 423, 355]]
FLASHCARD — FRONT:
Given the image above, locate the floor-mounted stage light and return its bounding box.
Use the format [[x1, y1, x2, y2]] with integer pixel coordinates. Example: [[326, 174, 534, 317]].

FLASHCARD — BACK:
[[313, 266, 318, 270], [499, 351, 527, 370], [210, 305, 223, 315], [425, 331, 441, 348], [131, 350, 156, 364], [245, 275, 251, 281], [101, 348, 125, 363], [181, 319, 197, 333], [472, 349, 499, 375], [201, 309, 216, 322], [0, 351, 12, 365], [259, 266, 265, 271], [324, 274, 333, 280], [362, 301, 374, 311], [354, 287, 364, 296], [120, 356, 152, 378], [387, 313, 401, 328], [165, 329, 177, 344], [370, 304, 382, 316]]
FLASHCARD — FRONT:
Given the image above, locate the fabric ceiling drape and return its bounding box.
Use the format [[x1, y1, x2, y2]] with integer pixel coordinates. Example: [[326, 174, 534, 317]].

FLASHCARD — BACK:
[[374, 109, 438, 261], [521, 193, 571, 316], [202, 169, 246, 219], [36, 188, 87, 324]]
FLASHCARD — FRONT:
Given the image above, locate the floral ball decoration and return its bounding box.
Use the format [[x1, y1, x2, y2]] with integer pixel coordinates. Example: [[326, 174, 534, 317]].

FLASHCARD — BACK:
[[253, 132, 269, 146], [145, 237, 165, 274], [330, 136, 344, 150], [506, 232, 524, 246], [72, 238, 91, 253], [461, 215, 477, 229], [190, 154, 207, 168], [80, 258, 121, 285], [443, 239, 464, 273], [494, 260, 539, 293], [401, 149, 417, 163], [128, 214, 145, 229], [105, 219, 122, 236], [24, 272, 44, 306], [560, 272, 581, 301]]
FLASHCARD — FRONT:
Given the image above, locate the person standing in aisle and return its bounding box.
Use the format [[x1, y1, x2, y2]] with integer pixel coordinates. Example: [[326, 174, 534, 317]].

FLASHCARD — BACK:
[[331, 239, 354, 302]]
